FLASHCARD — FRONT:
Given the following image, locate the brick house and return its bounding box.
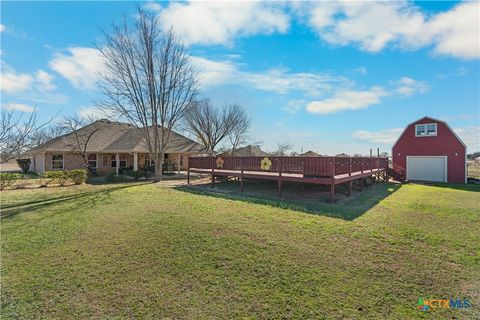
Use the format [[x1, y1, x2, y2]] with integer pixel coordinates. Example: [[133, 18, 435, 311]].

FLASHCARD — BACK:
[[28, 119, 204, 175]]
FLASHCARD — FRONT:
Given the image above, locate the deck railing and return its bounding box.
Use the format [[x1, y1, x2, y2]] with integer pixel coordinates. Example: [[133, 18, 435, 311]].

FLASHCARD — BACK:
[[189, 156, 388, 177]]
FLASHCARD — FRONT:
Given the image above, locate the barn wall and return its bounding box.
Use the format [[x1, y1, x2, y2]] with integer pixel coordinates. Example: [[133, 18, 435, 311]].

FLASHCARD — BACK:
[[392, 119, 466, 183]]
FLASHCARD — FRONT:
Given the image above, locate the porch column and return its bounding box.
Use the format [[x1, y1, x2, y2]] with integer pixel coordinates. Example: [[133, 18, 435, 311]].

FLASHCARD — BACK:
[[133, 152, 138, 171], [177, 154, 181, 174], [116, 153, 119, 176]]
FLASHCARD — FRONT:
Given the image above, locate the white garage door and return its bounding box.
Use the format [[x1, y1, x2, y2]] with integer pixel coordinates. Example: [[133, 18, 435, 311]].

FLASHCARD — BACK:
[[406, 156, 447, 182]]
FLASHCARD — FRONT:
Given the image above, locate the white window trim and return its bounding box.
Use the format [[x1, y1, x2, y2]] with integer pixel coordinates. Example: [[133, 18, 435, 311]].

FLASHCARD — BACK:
[[415, 123, 437, 137], [51, 153, 64, 170]]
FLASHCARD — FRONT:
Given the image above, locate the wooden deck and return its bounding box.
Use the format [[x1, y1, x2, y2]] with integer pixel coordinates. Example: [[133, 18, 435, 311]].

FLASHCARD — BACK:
[[188, 156, 389, 203]]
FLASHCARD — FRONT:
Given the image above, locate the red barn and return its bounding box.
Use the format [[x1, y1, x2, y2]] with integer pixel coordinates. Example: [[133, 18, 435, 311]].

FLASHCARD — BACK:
[[392, 116, 466, 184]]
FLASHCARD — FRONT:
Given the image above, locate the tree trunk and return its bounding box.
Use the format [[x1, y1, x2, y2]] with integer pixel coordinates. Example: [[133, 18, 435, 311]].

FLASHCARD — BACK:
[[154, 151, 165, 182]]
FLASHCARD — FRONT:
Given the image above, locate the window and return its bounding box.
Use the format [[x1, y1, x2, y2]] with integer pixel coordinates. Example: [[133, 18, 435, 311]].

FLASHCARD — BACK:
[[51, 154, 64, 169], [87, 154, 97, 168], [180, 155, 184, 166], [426, 124, 437, 136], [144, 155, 155, 166], [111, 154, 127, 168], [416, 123, 437, 137]]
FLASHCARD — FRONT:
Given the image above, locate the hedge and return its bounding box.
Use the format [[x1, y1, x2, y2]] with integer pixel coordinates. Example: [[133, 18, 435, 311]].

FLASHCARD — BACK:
[[43, 169, 88, 186], [0, 169, 88, 190], [43, 171, 68, 186], [67, 169, 88, 185], [0, 173, 22, 190]]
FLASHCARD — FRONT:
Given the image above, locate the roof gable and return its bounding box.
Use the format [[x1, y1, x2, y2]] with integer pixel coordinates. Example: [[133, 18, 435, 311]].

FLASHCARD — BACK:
[[392, 116, 466, 150]]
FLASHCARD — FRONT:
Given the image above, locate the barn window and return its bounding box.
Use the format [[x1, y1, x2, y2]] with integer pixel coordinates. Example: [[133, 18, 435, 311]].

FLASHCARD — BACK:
[[426, 124, 437, 136], [416, 123, 437, 137]]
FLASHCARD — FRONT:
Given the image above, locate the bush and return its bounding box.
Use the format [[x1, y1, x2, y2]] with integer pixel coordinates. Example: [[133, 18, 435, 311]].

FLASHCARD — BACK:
[[43, 171, 68, 185], [129, 170, 144, 180], [16, 159, 31, 174], [0, 173, 21, 190], [105, 172, 122, 183], [67, 169, 88, 185]]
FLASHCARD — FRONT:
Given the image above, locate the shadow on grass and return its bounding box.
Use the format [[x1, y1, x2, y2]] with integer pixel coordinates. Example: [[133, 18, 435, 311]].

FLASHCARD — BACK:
[[1, 182, 149, 220], [175, 181, 401, 221]]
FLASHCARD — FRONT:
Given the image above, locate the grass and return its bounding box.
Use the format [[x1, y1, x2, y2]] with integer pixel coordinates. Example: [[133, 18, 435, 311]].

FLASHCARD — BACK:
[[1, 181, 479, 319], [468, 165, 480, 178]]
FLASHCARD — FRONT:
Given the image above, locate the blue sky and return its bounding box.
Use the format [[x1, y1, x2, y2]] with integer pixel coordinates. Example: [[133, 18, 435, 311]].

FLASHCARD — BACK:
[[1, 1, 479, 155]]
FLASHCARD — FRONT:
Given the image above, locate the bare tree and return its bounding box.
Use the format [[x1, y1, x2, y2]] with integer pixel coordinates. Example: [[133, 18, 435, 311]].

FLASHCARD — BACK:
[[273, 142, 292, 156], [29, 122, 66, 147], [60, 116, 99, 173], [228, 112, 251, 154], [184, 99, 250, 156], [0, 108, 52, 163], [98, 7, 198, 181]]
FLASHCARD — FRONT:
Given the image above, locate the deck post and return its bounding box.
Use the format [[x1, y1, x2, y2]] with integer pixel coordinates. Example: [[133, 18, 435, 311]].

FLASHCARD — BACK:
[[330, 158, 335, 203], [240, 157, 244, 192], [348, 157, 352, 196], [211, 156, 215, 188], [278, 157, 283, 197], [361, 158, 364, 174]]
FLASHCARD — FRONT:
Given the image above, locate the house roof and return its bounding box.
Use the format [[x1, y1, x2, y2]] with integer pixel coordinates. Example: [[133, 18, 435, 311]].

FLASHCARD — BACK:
[[228, 145, 270, 157], [391, 116, 466, 150], [299, 150, 319, 157], [29, 119, 205, 154]]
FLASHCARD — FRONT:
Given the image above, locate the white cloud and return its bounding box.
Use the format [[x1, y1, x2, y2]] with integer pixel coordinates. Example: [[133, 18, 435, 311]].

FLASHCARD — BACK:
[[305, 76, 428, 115], [1, 63, 57, 93], [353, 128, 404, 144], [394, 77, 429, 97], [77, 106, 115, 121], [306, 1, 479, 59], [143, 1, 161, 12], [0, 24, 5, 32], [2, 103, 35, 112], [283, 99, 306, 115], [425, 2, 480, 59], [354, 66, 367, 75], [191, 56, 349, 96], [455, 126, 480, 151], [158, 1, 290, 46], [49, 47, 105, 90], [193, 56, 428, 115], [35, 69, 56, 91], [306, 87, 388, 114], [0, 67, 33, 93]]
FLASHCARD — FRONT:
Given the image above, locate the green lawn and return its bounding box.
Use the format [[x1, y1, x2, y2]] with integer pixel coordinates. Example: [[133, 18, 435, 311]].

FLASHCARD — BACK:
[[1, 182, 479, 319]]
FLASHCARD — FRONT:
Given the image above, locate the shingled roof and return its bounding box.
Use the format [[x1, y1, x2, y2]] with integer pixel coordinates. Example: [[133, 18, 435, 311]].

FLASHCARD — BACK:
[[228, 145, 270, 157], [299, 150, 320, 157], [29, 119, 205, 154]]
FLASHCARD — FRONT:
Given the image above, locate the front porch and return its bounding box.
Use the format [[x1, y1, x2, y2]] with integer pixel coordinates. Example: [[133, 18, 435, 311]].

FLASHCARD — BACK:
[[94, 152, 191, 175]]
